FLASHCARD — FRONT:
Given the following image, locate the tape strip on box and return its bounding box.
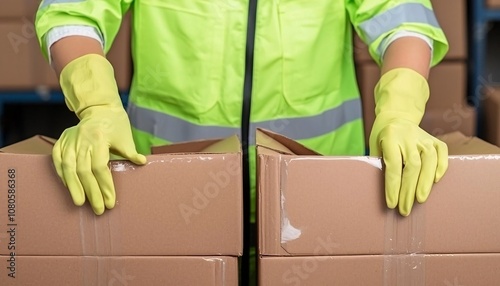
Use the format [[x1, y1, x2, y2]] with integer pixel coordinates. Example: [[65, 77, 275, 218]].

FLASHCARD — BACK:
[[383, 204, 426, 285], [80, 199, 123, 284]]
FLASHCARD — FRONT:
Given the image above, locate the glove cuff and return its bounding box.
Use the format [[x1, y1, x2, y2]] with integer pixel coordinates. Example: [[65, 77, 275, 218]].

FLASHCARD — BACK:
[[374, 68, 429, 124], [59, 54, 122, 119]]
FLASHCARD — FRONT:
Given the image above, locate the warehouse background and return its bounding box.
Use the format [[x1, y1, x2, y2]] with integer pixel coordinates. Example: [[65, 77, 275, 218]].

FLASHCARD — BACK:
[[0, 0, 499, 147]]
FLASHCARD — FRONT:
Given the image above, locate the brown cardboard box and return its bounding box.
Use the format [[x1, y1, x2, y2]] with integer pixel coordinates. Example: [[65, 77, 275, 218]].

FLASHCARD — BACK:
[[431, 0, 467, 59], [483, 86, 500, 146], [0, 135, 243, 256], [420, 106, 477, 137], [0, 0, 39, 19], [353, 0, 467, 62], [259, 254, 500, 285], [487, 0, 500, 8], [0, 21, 46, 89], [0, 256, 238, 286], [257, 128, 500, 256], [439, 130, 500, 155], [1, 17, 131, 91], [357, 62, 473, 140]]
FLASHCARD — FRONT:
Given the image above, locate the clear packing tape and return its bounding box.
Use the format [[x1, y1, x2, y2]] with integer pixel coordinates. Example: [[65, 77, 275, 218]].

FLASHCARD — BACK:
[[76, 202, 233, 285], [79, 200, 124, 285], [73, 167, 235, 285], [384, 206, 426, 286]]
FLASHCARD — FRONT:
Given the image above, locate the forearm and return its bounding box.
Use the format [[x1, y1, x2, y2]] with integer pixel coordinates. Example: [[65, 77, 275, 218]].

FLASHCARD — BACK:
[[50, 36, 104, 77], [381, 37, 432, 79]]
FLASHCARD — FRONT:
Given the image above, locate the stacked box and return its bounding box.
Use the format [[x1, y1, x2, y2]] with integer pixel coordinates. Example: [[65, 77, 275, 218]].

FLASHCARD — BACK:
[[257, 128, 500, 285], [487, 0, 500, 8], [354, 0, 475, 144], [0, 1, 131, 91], [482, 86, 500, 147], [0, 135, 243, 285]]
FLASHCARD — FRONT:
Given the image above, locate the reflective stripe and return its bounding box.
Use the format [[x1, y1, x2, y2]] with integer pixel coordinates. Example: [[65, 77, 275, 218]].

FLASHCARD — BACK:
[[128, 104, 240, 143], [41, 0, 85, 9], [249, 98, 362, 144], [128, 98, 362, 144], [359, 3, 440, 45]]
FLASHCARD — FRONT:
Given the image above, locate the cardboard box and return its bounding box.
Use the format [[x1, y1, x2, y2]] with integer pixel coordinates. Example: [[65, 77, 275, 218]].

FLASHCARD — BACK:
[[1, 17, 131, 91], [0, 256, 238, 286], [420, 105, 477, 137], [257, 128, 500, 256], [487, 0, 500, 8], [431, 0, 467, 59], [259, 254, 500, 285], [0, 0, 39, 19], [353, 0, 467, 62], [483, 86, 500, 146], [357, 62, 472, 141], [0, 135, 243, 256], [0, 21, 47, 89]]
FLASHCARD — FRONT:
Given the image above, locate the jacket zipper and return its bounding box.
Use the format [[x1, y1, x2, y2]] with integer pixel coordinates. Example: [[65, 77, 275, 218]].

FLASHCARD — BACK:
[[241, 0, 258, 284]]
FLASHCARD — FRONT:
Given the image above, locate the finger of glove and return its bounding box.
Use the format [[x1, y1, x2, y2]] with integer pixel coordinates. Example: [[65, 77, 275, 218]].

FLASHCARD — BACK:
[[93, 144, 116, 210], [434, 140, 449, 182], [77, 147, 105, 215], [60, 145, 86, 207], [381, 139, 403, 210], [52, 138, 66, 187], [112, 136, 147, 165], [399, 149, 421, 216], [415, 142, 438, 204]]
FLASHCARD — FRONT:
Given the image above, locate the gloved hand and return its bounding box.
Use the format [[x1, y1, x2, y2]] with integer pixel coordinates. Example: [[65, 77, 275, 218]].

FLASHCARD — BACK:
[[53, 54, 147, 215], [369, 68, 448, 216]]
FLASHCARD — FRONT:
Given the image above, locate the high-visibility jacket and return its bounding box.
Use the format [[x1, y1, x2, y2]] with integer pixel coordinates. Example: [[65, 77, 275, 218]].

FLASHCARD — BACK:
[[36, 0, 448, 223]]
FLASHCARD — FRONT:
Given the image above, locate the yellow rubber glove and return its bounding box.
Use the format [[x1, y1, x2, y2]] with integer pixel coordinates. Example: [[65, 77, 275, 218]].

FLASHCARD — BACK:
[[369, 68, 448, 216], [53, 54, 147, 215]]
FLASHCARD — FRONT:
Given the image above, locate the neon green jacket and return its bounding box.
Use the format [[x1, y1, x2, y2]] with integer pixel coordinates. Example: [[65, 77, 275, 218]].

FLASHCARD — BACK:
[[36, 0, 448, 222]]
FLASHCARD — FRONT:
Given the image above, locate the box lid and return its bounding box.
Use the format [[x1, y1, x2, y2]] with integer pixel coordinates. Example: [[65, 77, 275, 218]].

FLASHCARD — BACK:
[[438, 131, 500, 155], [152, 134, 241, 154], [0, 135, 56, 155], [1, 134, 241, 156], [256, 128, 320, 156]]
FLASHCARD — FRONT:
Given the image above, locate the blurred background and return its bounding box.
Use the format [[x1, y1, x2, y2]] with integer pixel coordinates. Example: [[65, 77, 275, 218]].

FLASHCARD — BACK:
[[0, 0, 499, 148]]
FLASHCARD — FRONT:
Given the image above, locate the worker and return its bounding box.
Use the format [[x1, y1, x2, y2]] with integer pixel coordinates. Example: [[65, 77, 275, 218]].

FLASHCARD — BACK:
[[35, 0, 449, 285]]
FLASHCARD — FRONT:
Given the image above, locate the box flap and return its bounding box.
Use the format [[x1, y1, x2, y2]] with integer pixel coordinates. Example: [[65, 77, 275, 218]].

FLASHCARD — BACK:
[[0, 135, 55, 155], [438, 131, 500, 155], [151, 134, 241, 154], [256, 128, 320, 155]]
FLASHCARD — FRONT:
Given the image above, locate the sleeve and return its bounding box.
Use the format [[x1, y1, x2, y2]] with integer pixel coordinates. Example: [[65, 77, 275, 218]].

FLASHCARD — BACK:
[[345, 0, 449, 67], [35, 0, 133, 60]]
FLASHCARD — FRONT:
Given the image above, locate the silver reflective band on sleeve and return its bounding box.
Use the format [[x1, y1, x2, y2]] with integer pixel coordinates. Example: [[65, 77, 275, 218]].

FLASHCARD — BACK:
[[128, 98, 362, 144], [359, 3, 440, 45], [40, 0, 85, 9]]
